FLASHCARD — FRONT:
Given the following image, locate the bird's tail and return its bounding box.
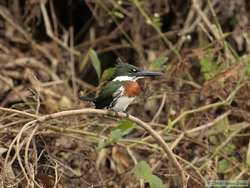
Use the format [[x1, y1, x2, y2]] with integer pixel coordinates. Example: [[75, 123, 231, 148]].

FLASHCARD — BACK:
[[79, 96, 96, 102]]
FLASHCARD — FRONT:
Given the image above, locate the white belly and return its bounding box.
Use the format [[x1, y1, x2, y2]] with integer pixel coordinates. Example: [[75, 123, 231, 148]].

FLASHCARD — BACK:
[[112, 96, 135, 112]]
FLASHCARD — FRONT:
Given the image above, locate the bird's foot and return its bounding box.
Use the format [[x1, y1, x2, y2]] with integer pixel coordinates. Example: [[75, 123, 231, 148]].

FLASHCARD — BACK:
[[107, 109, 119, 117], [122, 110, 129, 118]]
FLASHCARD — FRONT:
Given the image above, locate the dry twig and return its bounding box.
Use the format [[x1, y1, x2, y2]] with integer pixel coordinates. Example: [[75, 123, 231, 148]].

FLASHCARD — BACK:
[[0, 107, 188, 187]]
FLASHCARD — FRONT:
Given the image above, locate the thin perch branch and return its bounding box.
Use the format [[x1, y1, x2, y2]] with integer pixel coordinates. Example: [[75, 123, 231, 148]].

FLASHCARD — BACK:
[[38, 109, 187, 186]]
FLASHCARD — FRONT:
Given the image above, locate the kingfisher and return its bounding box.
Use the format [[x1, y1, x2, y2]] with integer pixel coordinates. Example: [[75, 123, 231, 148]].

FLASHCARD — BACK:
[[80, 61, 162, 112]]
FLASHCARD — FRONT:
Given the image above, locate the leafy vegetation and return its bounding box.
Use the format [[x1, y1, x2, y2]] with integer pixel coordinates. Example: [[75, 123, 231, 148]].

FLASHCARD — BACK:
[[89, 49, 102, 81], [134, 161, 164, 188], [97, 120, 135, 150]]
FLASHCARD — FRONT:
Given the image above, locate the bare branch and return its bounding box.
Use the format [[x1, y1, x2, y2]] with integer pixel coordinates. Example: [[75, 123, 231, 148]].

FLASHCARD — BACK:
[[0, 107, 188, 187]]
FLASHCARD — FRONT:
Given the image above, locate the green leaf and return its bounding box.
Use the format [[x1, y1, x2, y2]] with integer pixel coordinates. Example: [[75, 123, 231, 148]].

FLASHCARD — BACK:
[[208, 135, 219, 145], [150, 56, 168, 70], [133, 161, 152, 180], [110, 129, 123, 143], [148, 175, 164, 188], [101, 67, 115, 81], [245, 61, 250, 77], [134, 161, 164, 188], [152, 15, 162, 28], [112, 10, 125, 19], [97, 129, 124, 150], [214, 116, 229, 133], [167, 118, 173, 129], [97, 138, 107, 150], [217, 159, 230, 173], [224, 144, 236, 155], [199, 56, 221, 80], [97, 120, 135, 149], [89, 49, 101, 80], [246, 141, 250, 167], [110, 120, 135, 144], [114, 120, 135, 135]]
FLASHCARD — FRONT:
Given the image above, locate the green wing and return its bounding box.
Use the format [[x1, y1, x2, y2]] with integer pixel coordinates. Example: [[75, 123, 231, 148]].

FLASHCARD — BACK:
[[95, 81, 124, 109]]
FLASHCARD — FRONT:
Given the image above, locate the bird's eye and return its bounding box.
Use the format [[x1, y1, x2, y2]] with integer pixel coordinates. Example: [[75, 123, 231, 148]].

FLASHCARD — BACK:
[[129, 68, 137, 74]]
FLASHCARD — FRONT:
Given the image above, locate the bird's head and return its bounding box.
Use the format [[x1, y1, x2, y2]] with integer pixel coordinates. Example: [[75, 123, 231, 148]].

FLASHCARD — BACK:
[[113, 61, 162, 81]]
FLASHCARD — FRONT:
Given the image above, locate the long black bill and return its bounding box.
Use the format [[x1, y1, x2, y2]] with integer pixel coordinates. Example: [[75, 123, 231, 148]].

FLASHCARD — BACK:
[[134, 71, 162, 77]]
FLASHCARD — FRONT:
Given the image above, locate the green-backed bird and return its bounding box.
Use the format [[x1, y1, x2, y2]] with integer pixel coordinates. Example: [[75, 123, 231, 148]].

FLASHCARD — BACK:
[[80, 61, 162, 112]]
